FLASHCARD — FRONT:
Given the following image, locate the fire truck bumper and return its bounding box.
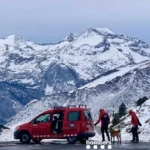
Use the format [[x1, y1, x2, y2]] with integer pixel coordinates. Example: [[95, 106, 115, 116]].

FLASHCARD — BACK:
[[14, 130, 20, 139], [78, 132, 95, 138]]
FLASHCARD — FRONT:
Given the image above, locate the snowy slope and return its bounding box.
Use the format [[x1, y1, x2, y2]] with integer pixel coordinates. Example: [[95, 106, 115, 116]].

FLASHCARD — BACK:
[[114, 99, 150, 142], [79, 61, 150, 89]]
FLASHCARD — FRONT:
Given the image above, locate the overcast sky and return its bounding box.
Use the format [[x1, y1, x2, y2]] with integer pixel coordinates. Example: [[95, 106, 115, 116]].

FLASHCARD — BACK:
[[0, 0, 150, 44]]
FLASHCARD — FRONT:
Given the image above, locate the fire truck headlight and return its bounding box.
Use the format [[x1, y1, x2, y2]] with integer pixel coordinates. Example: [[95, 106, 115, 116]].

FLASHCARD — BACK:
[[14, 126, 19, 131]]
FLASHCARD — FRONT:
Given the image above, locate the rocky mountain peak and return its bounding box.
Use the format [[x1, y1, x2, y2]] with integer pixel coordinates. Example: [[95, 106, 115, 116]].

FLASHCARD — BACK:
[[6, 35, 25, 43], [64, 33, 78, 42]]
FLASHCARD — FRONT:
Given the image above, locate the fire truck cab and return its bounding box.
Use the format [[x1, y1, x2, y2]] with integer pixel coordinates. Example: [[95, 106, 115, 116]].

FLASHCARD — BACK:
[[14, 105, 95, 144]]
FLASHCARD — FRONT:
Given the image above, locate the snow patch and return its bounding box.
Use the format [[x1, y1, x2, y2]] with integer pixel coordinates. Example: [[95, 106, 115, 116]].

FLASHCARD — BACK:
[[45, 85, 53, 95], [95, 28, 114, 35]]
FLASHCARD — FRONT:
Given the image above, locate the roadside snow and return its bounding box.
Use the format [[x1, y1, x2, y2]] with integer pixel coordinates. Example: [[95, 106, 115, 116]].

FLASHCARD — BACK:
[[0, 122, 24, 141]]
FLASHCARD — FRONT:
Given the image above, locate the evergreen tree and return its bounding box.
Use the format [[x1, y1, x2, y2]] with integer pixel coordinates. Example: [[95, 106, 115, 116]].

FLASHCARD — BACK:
[[118, 102, 127, 118], [112, 113, 120, 126]]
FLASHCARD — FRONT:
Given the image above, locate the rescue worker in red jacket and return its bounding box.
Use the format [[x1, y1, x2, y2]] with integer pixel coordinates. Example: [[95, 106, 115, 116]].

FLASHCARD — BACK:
[[129, 109, 140, 143], [94, 108, 110, 142]]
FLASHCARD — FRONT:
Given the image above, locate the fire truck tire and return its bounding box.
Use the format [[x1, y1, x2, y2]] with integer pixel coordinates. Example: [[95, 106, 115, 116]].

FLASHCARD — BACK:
[[79, 137, 88, 144], [20, 132, 31, 144], [67, 136, 78, 144], [32, 139, 42, 143]]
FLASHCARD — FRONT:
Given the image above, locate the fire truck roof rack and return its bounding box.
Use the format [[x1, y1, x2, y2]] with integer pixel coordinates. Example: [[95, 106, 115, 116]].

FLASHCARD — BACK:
[[67, 105, 87, 108], [53, 106, 66, 109], [67, 105, 76, 108], [79, 105, 87, 108], [53, 105, 87, 109]]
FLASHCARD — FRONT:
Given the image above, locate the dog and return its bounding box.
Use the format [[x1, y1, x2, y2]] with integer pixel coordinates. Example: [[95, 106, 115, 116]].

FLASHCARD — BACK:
[[109, 127, 121, 144]]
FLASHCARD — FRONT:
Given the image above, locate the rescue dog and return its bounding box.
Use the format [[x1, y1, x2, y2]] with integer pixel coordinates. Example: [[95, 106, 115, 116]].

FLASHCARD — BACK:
[[109, 127, 121, 144]]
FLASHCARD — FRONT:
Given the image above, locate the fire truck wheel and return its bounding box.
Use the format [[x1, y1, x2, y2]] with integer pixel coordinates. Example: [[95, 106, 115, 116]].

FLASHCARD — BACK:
[[20, 132, 31, 144], [79, 137, 88, 144], [32, 139, 42, 143], [67, 136, 77, 144]]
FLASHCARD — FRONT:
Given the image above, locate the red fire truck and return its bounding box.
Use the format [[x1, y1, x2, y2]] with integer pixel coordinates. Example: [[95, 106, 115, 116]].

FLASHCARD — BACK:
[[14, 105, 95, 144]]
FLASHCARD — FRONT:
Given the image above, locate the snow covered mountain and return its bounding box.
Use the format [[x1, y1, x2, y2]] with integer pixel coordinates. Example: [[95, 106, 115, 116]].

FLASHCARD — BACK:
[[0, 27, 150, 123]]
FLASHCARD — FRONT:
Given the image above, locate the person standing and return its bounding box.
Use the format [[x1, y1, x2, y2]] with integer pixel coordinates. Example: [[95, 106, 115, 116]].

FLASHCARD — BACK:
[[128, 109, 141, 143], [94, 108, 110, 142]]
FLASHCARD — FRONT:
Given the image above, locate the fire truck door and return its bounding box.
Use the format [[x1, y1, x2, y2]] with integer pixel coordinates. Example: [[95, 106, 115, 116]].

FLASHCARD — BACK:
[[31, 113, 51, 138]]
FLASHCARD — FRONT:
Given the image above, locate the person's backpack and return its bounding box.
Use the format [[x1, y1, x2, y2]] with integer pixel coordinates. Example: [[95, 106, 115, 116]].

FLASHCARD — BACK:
[[102, 113, 109, 126], [137, 117, 142, 126]]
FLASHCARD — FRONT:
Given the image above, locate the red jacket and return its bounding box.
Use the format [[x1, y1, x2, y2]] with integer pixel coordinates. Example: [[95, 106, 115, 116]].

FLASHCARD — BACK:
[[130, 111, 138, 126], [95, 111, 110, 127]]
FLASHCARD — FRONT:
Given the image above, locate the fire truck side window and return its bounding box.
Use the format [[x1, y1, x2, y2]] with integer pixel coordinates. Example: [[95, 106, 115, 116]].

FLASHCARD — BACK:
[[68, 111, 80, 121], [34, 114, 50, 124], [84, 110, 92, 120]]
